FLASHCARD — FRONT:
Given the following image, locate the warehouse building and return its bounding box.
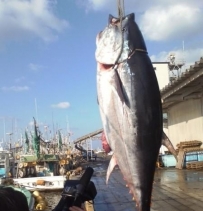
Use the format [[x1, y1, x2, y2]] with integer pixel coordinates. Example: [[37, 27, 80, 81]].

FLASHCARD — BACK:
[[153, 56, 203, 151]]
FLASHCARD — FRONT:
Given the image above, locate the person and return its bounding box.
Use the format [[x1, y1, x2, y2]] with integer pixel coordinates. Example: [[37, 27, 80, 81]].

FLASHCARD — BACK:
[[69, 206, 86, 211], [0, 187, 29, 211]]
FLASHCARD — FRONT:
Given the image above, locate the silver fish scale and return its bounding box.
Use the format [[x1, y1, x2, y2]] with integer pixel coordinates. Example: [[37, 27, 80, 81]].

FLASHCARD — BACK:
[[96, 27, 130, 64], [96, 12, 163, 211]]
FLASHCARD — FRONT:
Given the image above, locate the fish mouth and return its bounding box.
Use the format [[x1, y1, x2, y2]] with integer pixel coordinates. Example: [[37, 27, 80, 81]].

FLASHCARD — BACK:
[[98, 62, 114, 71]]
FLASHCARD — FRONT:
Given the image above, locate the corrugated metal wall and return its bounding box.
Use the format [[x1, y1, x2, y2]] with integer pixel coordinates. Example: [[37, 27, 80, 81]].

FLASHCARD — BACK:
[[153, 63, 170, 90], [168, 98, 203, 148]]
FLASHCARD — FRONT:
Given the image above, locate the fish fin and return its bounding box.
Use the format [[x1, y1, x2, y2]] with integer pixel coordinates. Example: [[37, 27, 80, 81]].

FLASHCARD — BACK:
[[106, 154, 117, 184], [111, 69, 130, 108]]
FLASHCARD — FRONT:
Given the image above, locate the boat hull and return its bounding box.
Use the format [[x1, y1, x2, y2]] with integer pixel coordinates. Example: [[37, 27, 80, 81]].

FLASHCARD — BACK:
[[14, 175, 66, 191]]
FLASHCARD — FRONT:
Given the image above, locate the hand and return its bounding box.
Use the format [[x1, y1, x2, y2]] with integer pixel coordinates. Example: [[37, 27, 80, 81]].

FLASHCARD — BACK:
[[69, 206, 85, 211]]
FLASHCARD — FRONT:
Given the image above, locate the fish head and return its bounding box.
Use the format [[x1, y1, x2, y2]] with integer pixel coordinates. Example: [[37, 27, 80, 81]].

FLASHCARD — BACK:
[[95, 13, 147, 65]]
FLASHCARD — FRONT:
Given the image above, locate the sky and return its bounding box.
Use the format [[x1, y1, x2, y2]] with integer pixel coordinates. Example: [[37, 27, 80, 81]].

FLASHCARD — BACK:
[[0, 0, 203, 149]]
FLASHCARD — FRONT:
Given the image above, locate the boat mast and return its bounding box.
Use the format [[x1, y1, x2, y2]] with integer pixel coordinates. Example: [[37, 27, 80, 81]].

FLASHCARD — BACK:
[[3, 117, 6, 146], [35, 98, 39, 124]]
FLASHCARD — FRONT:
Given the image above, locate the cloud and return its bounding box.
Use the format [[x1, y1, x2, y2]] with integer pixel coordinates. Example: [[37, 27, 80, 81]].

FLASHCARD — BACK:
[[140, 4, 203, 41], [28, 63, 45, 72], [15, 76, 26, 83], [77, 0, 144, 12], [83, 0, 203, 67], [82, 1, 203, 42], [76, 0, 109, 11], [1, 86, 29, 92], [84, 0, 203, 13], [150, 48, 203, 69], [51, 102, 70, 109], [0, 0, 69, 43]]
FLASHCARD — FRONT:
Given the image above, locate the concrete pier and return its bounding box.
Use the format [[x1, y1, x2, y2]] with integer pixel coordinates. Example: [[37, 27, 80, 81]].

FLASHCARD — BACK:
[[45, 158, 203, 211], [92, 164, 203, 211]]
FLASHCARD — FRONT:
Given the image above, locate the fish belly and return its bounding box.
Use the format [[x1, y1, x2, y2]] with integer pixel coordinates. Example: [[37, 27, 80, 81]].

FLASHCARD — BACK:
[[97, 52, 162, 211]]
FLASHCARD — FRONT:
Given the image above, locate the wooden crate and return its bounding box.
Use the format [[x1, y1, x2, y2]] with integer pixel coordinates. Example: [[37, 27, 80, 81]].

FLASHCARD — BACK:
[[186, 161, 203, 169], [184, 147, 203, 153], [176, 140, 202, 149]]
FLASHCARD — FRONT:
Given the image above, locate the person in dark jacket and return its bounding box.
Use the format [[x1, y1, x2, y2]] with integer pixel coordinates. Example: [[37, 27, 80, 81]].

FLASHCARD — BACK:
[[0, 187, 29, 211], [69, 205, 86, 211]]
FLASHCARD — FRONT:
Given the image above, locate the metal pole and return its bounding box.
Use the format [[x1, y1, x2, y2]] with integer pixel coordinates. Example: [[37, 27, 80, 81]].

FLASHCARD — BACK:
[[91, 138, 93, 159], [35, 98, 38, 123], [3, 118, 6, 146]]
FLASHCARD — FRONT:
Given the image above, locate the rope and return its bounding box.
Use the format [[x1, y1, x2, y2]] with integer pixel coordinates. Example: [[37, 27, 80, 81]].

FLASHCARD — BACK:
[[113, 0, 125, 68], [117, 0, 125, 17], [113, 1, 147, 68]]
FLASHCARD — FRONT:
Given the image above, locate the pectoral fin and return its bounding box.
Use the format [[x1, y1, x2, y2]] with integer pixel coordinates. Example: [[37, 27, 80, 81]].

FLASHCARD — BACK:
[[106, 154, 117, 184]]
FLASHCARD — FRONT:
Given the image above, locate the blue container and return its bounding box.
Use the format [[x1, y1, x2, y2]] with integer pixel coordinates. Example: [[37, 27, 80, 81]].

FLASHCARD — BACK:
[[37, 172, 45, 177], [185, 152, 198, 162], [162, 154, 177, 167], [0, 168, 6, 177], [183, 152, 199, 168], [197, 152, 203, 161]]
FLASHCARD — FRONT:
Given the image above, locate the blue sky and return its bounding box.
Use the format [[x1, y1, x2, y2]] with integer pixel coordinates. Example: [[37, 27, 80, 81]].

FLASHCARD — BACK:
[[0, 0, 203, 148]]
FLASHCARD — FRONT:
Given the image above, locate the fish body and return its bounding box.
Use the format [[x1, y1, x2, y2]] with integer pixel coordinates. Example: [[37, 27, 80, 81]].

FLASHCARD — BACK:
[[96, 13, 163, 211]]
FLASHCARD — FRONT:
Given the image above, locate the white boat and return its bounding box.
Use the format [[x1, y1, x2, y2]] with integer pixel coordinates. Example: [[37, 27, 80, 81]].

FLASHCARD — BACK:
[[13, 175, 66, 191], [0, 150, 67, 192]]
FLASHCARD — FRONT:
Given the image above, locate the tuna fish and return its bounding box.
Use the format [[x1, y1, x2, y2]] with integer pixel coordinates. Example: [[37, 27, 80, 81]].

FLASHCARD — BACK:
[[102, 130, 178, 163], [96, 13, 163, 211]]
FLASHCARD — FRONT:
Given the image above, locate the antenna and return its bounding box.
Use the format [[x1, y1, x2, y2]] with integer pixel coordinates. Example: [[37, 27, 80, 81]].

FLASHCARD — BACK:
[[66, 115, 70, 134], [182, 40, 186, 67], [0, 139, 3, 151], [168, 53, 184, 82], [182, 40, 185, 52], [3, 117, 6, 144], [35, 98, 38, 124], [52, 111, 55, 142]]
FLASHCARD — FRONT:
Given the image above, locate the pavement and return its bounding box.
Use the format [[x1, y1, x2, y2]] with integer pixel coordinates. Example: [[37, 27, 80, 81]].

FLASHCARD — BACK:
[[90, 159, 203, 211]]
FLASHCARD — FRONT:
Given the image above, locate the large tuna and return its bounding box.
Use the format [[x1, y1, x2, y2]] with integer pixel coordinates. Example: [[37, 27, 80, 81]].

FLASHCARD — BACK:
[[96, 13, 163, 211], [102, 130, 178, 162]]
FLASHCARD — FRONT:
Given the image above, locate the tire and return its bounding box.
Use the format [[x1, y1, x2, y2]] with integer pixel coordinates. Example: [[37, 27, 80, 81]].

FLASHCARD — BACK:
[[18, 168, 26, 178], [18, 163, 24, 168], [59, 167, 66, 175]]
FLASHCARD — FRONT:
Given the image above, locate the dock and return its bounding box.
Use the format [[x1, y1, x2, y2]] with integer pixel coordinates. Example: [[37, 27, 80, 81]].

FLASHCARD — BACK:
[[45, 157, 203, 211], [91, 162, 203, 211]]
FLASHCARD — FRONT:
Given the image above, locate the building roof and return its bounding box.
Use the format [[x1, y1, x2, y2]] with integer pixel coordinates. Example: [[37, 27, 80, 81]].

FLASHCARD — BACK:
[[153, 62, 169, 64], [161, 57, 203, 111]]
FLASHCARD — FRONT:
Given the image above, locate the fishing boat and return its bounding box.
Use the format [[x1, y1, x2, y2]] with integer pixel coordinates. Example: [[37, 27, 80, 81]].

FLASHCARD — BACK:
[[12, 117, 76, 191], [0, 148, 17, 178], [0, 151, 35, 210], [0, 147, 66, 191], [13, 154, 67, 191], [13, 175, 66, 191]]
